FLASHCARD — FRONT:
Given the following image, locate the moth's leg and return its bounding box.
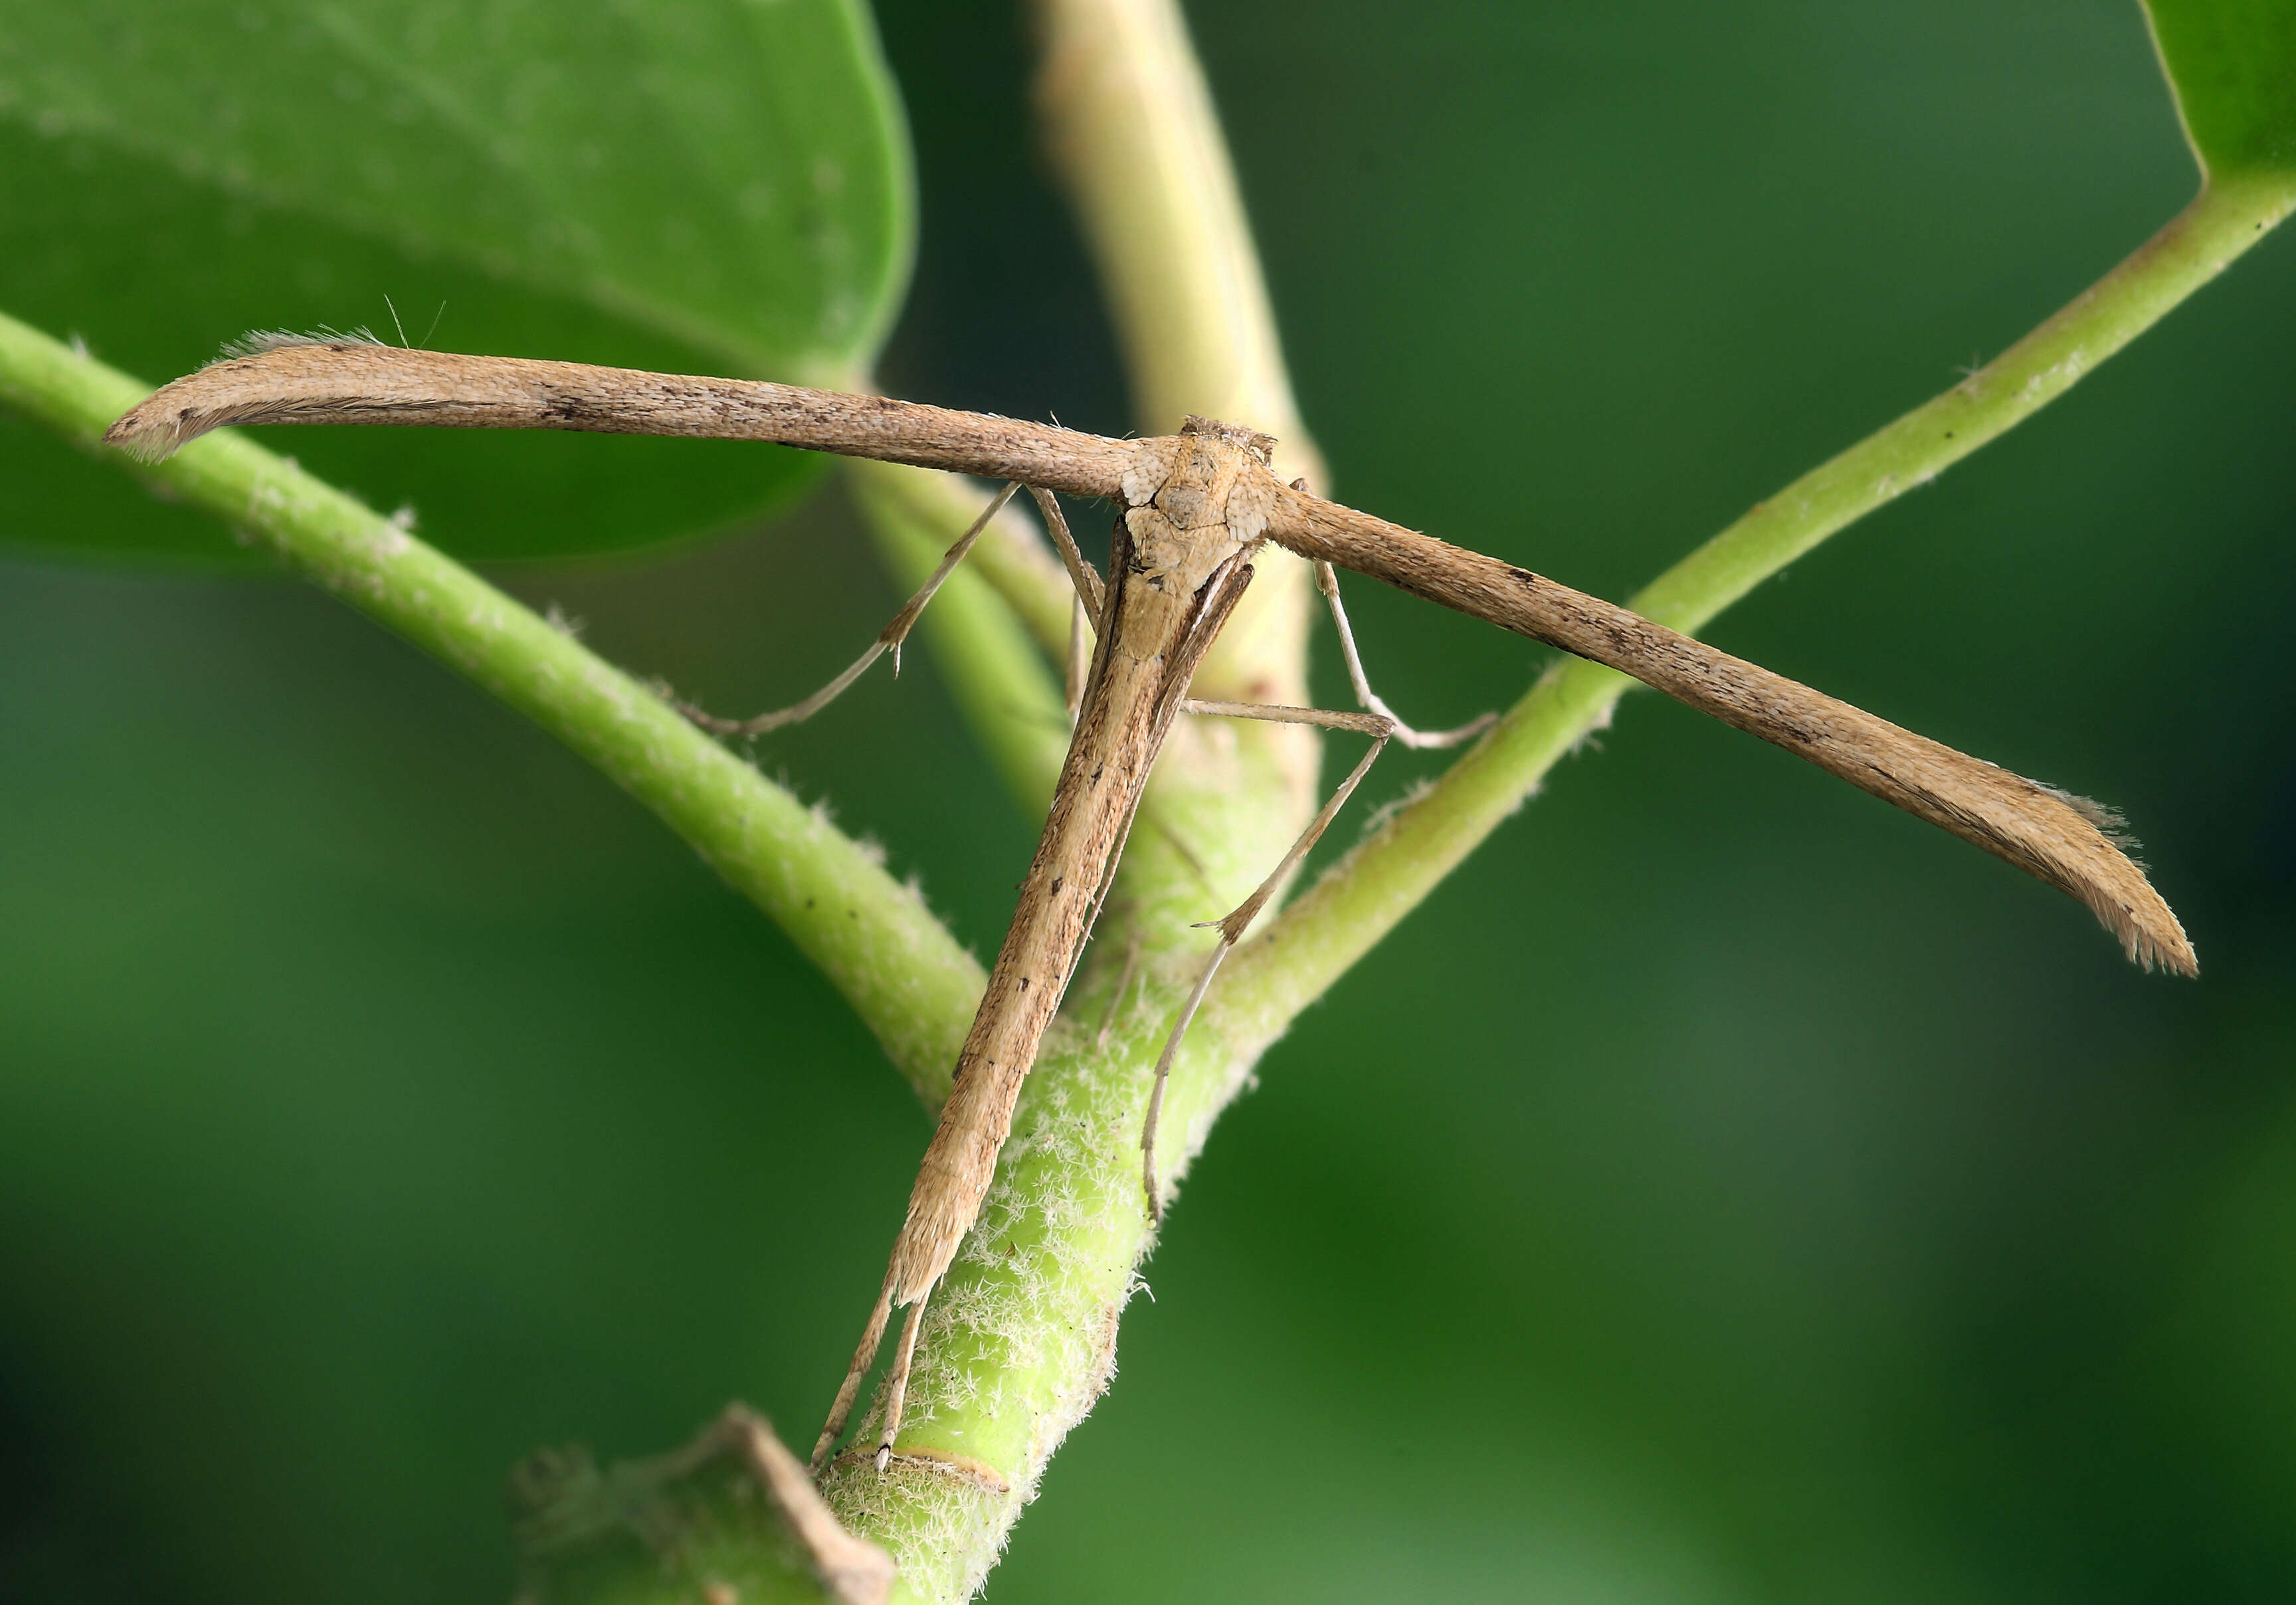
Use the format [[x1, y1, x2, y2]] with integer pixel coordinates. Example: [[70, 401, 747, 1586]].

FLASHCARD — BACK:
[[1027, 485, 1105, 629], [681, 480, 1023, 737], [1065, 591, 1092, 721], [1033, 484, 1101, 723], [1313, 557, 1495, 751], [1138, 701, 1394, 1218], [873, 1286, 933, 1473], [811, 1270, 898, 1474]]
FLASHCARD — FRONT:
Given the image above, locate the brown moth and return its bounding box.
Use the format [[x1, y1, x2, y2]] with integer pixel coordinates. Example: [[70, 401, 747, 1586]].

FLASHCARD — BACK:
[[106, 341, 2196, 1469]]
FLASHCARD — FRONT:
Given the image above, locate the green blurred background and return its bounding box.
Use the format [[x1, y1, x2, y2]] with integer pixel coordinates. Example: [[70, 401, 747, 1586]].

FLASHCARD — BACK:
[[5, 1, 2295, 1599]]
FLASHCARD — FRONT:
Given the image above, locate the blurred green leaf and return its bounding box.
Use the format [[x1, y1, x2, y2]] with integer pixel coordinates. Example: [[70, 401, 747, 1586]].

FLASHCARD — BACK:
[[0, 0, 911, 561], [2145, 0, 2296, 177]]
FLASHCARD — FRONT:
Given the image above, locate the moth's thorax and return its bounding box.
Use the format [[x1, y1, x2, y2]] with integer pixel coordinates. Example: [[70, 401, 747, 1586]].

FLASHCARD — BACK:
[[1118, 415, 1279, 606]]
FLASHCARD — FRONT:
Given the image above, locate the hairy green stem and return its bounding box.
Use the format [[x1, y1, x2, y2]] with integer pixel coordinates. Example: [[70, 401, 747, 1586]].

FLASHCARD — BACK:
[[1218, 171, 2296, 1043], [813, 1, 1331, 1594], [0, 308, 984, 1101], [816, 959, 1240, 1603]]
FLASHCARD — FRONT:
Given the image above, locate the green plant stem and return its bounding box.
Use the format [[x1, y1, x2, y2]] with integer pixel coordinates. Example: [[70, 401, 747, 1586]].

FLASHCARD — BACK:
[[1218, 171, 2296, 1044], [842, 458, 1072, 814], [1029, 0, 1317, 715], [1028, 0, 1312, 461], [835, 0, 1337, 810], [816, 960, 1227, 1604], [813, 1, 1338, 1594], [0, 308, 983, 1102], [906, 468, 1078, 664]]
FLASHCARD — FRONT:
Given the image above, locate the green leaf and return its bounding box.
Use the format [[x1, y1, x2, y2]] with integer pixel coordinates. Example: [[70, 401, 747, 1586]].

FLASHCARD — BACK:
[[0, 0, 911, 562], [2145, 0, 2296, 178]]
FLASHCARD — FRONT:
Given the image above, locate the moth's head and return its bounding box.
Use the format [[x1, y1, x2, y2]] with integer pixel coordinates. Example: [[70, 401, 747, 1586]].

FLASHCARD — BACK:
[[1179, 415, 1276, 466]]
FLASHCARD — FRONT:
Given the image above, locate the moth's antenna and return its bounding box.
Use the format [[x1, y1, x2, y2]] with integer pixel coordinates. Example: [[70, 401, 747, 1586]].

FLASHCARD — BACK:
[[418, 301, 446, 349], [383, 294, 409, 349]]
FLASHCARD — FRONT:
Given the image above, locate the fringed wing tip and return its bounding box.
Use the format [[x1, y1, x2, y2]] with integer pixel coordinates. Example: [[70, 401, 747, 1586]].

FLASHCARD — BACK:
[[100, 403, 185, 463], [2089, 881, 2197, 978], [2130, 913, 2199, 979], [2025, 778, 2193, 977], [103, 328, 390, 462]]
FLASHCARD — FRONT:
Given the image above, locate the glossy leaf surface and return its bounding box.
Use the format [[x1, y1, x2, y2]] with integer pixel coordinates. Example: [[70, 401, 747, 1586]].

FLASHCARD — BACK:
[[0, 0, 910, 561], [2146, 0, 2296, 177]]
